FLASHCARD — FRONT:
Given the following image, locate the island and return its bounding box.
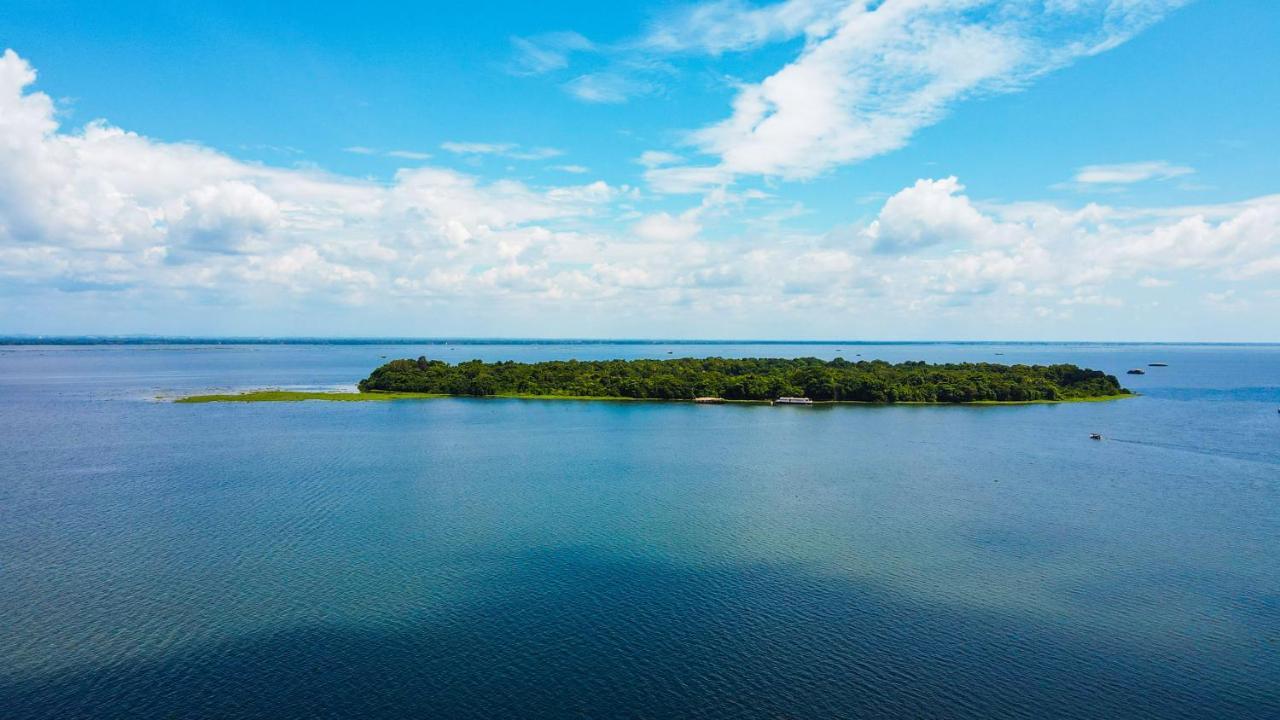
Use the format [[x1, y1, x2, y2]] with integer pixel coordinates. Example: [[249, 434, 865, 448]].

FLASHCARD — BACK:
[[178, 356, 1132, 404]]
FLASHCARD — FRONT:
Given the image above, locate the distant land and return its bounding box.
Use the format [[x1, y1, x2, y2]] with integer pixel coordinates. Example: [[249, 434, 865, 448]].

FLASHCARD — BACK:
[[4, 336, 1276, 347], [179, 357, 1132, 405]]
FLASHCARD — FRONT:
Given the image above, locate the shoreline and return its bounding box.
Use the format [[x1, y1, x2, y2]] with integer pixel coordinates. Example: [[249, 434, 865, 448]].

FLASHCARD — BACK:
[[174, 390, 1136, 405]]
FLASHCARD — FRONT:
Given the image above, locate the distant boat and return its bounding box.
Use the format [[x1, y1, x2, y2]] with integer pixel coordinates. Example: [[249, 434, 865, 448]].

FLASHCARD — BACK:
[[774, 396, 813, 405], [693, 397, 725, 404], [1126, 368, 1146, 375], [1148, 362, 1168, 367], [1090, 433, 1103, 440]]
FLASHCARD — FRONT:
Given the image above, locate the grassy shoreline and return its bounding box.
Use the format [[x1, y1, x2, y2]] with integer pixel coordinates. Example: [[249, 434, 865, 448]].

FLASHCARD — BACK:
[[175, 390, 1135, 405]]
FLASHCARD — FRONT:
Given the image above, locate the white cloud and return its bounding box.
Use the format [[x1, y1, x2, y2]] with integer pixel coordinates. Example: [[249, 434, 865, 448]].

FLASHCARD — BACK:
[[1074, 161, 1194, 184], [553, 164, 590, 174], [1203, 289, 1248, 309], [385, 149, 432, 160], [865, 177, 1013, 254], [440, 141, 516, 155], [168, 181, 280, 253], [647, 0, 1189, 190], [0, 50, 621, 306], [440, 141, 562, 160], [637, 151, 683, 168], [509, 32, 594, 75], [638, 0, 845, 55], [632, 211, 702, 242], [644, 164, 735, 194], [563, 73, 656, 104], [3, 49, 1278, 338], [345, 146, 432, 161]]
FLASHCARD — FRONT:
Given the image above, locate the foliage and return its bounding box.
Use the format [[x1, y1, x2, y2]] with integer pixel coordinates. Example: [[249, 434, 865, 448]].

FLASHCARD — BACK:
[[175, 390, 440, 403], [358, 356, 1129, 403]]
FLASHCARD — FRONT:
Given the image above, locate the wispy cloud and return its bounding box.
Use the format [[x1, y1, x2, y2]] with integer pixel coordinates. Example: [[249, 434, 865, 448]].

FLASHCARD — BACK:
[[642, 0, 1191, 191], [385, 149, 432, 160], [636, 151, 683, 168], [441, 141, 563, 160], [563, 73, 657, 104], [636, 0, 844, 55], [344, 146, 432, 161], [1073, 161, 1194, 184], [509, 31, 594, 75]]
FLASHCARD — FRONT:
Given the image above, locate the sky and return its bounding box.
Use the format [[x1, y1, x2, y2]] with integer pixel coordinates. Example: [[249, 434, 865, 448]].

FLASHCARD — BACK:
[[1, 0, 1278, 340]]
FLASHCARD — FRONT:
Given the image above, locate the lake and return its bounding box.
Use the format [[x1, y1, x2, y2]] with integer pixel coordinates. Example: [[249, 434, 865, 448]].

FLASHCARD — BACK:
[[1, 342, 1276, 719]]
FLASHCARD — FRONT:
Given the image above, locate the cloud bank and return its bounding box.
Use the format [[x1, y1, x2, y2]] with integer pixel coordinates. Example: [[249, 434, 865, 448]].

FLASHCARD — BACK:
[[1, 48, 1277, 338]]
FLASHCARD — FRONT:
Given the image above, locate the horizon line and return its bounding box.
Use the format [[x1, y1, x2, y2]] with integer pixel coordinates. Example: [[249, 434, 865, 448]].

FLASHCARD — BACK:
[[2, 336, 1279, 346]]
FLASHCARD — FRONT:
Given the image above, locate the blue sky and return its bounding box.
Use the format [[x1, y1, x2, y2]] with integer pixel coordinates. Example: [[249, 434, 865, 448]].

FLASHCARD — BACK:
[[1, 0, 1278, 339]]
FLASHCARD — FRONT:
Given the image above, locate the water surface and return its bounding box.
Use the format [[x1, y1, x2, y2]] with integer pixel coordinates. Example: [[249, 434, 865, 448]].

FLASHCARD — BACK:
[[1, 342, 1277, 718]]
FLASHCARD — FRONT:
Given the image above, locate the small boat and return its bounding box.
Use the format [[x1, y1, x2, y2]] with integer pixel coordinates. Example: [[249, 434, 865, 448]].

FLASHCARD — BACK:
[[1126, 368, 1146, 375], [693, 397, 725, 404], [1148, 362, 1168, 367], [1090, 433, 1103, 440], [774, 396, 814, 405]]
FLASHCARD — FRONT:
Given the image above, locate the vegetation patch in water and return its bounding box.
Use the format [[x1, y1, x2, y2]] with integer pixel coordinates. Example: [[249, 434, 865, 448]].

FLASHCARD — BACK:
[[357, 356, 1131, 403], [175, 390, 442, 403]]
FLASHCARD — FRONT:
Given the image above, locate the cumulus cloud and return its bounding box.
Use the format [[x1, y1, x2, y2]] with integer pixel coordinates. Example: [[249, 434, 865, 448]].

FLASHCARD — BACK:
[[3, 49, 1277, 337], [864, 177, 1014, 254], [632, 211, 702, 243], [0, 50, 619, 306]]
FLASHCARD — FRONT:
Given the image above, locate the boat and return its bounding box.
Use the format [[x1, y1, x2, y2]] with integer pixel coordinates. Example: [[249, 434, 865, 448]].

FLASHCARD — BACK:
[[693, 397, 725, 404], [1090, 433, 1103, 440], [1126, 368, 1146, 375], [773, 396, 814, 405], [1148, 362, 1168, 367]]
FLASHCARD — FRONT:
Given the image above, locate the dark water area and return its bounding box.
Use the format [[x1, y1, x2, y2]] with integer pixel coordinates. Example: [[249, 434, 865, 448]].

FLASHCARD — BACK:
[[1, 342, 1277, 718]]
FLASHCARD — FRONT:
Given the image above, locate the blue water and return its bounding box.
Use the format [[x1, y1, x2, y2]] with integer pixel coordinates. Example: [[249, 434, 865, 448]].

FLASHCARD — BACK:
[[1, 342, 1277, 719]]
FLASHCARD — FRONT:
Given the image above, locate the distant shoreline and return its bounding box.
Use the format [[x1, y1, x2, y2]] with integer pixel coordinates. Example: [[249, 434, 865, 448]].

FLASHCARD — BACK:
[[175, 390, 1137, 405], [7, 337, 1279, 347]]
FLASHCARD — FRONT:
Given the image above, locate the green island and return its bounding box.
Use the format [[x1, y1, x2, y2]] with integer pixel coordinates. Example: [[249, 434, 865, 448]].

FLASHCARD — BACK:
[[178, 356, 1131, 404]]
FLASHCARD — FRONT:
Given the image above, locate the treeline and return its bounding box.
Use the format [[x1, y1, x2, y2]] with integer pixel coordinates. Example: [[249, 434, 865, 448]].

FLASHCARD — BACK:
[[358, 356, 1129, 403]]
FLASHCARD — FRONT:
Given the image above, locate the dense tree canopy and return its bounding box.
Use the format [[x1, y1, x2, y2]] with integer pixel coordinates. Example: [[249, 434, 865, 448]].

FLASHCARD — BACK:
[[358, 356, 1129, 403]]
